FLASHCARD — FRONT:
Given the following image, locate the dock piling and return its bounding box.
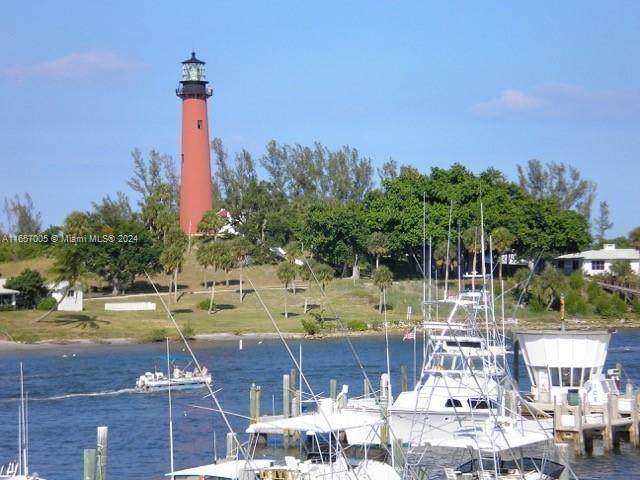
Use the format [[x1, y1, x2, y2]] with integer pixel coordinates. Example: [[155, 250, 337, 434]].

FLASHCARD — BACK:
[[96, 426, 108, 480], [84, 449, 97, 480], [329, 378, 337, 400], [226, 432, 238, 459]]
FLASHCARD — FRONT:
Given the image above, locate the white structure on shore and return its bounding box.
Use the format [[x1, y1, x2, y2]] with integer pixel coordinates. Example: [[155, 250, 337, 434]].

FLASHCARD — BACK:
[[0, 279, 19, 307], [47, 281, 83, 312], [555, 244, 640, 276]]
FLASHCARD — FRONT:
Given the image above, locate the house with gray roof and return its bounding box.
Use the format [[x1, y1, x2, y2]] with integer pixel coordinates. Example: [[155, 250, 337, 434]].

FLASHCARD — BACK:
[[555, 244, 640, 276]]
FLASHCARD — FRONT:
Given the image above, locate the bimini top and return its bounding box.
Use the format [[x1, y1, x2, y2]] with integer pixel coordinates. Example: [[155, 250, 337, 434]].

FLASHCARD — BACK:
[[246, 411, 382, 435]]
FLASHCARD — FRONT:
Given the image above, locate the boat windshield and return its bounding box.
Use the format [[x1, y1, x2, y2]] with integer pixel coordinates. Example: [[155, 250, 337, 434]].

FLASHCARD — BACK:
[[430, 353, 487, 373]]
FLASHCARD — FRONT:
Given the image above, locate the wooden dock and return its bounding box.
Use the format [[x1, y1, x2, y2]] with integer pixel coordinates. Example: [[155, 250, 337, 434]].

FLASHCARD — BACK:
[[530, 390, 640, 455]]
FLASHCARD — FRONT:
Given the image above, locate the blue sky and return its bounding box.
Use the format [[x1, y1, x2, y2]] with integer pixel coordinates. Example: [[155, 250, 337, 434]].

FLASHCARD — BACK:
[[1, 1, 638, 236]]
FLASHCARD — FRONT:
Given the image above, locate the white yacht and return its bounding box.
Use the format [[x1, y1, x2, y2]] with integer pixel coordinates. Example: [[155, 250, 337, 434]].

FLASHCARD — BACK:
[[136, 365, 211, 391]]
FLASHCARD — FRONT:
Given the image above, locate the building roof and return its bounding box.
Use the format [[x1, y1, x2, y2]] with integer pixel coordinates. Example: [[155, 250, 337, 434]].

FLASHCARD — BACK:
[[0, 279, 19, 295], [556, 248, 640, 261]]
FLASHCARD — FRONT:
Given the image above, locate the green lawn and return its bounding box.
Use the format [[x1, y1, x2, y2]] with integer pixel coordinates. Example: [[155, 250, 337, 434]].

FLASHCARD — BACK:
[[0, 259, 630, 344]]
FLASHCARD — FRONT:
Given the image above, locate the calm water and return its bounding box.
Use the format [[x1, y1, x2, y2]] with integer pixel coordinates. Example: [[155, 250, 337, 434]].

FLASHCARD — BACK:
[[1, 332, 639, 480]]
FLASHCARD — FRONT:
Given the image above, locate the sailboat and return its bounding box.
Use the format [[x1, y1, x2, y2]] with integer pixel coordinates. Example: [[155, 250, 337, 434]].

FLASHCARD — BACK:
[[0, 364, 46, 480]]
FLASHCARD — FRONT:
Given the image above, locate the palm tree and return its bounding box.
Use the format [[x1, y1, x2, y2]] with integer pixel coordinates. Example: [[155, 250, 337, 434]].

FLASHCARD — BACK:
[[231, 237, 252, 302], [491, 227, 515, 282], [277, 261, 297, 319], [530, 264, 567, 310], [314, 263, 335, 293], [367, 232, 389, 269], [218, 242, 236, 287], [200, 241, 226, 313], [284, 241, 301, 295], [198, 209, 224, 240], [373, 266, 393, 314], [160, 230, 188, 308]]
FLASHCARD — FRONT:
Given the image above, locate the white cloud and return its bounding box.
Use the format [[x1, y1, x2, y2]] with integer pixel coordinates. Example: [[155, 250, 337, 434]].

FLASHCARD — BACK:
[[472, 83, 640, 117], [0, 51, 142, 81]]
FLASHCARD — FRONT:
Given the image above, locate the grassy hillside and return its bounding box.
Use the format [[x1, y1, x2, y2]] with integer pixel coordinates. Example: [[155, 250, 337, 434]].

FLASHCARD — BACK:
[[0, 250, 632, 344]]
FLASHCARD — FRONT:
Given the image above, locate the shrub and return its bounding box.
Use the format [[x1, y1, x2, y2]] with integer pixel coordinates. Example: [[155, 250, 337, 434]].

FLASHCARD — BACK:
[[586, 281, 602, 303], [594, 296, 613, 318], [181, 322, 195, 339], [610, 295, 628, 318], [301, 318, 321, 335], [528, 297, 545, 313], [36, 296, 57, 311], [565, 290, 587, 316], [0, 305, 16, 311], [197, 299, 216, 311], [150, 328, 168, 342], [632, 300, 640, 315], [369, 319, 382, 331], [347, 319, 368, 332], [568, 272, 585, 290]]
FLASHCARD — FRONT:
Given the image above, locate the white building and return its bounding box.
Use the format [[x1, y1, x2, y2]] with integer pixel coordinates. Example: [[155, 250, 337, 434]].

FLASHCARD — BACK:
[[555, 244, 640, 276], [0, 279, 19, 307], [47, 281, 83, 312]]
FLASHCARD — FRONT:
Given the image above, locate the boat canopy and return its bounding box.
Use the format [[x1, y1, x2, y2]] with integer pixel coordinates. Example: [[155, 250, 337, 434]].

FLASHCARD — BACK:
[[166, 459, 274, 478], [246, 411, 382, 435]]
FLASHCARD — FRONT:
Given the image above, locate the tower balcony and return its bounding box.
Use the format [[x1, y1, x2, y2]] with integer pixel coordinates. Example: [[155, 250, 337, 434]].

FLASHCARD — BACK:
[[176, 82, 213, 99]]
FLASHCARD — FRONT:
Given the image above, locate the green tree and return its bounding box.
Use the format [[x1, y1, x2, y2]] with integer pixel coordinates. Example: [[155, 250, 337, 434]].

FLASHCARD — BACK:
[[284, 241, 302, 294], [491, 226, 515, 281], [86, 220, 161, 295], [372, 266, 393, 314], [218, 242, 236, 287], [231, 237, 252, 302], [196, 240, 228, 313], [198, 209, 224, 240], [159, 229, 188, 305], [2, 193, 42, 234], [517, 159, 596, 220], [127, 149, 179, 208], [314, 263, 335, 293], [594, 201, 613, 243], [141, 184, 178, 242], [367, 232, 389, 269], [5, 269, 47, 309], [610, 260, 634, 287], [629, 227, 640, 250], [91, 192, 135, 228], [277, 261, 297, 319], [530, 264, 567, 310]]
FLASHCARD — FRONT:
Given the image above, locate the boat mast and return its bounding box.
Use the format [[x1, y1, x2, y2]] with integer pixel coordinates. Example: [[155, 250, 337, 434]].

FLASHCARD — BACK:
[[444, 201, 453, 300], [166, 338, 175, 480], [20, 362, 28, 477]]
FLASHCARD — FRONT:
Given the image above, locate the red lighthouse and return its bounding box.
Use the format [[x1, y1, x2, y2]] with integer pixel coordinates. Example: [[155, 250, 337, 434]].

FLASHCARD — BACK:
[[177, 52, 213, 234]]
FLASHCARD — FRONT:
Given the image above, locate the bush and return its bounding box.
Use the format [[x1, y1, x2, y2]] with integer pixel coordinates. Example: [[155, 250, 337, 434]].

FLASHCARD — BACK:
[[0, 305, 16, 311], [197, 299, 216, 311], [347, 319, 368, 332], [5, 269, 48, 309], [568, 272, 585, 290], [632, 300, 640, 315], [36, 296, 57, 311], [181, 322, 195, 339], [565, 290, 587, 316], [369, 319, 382, 331], [528, 296, 545, 313], [586, 281, 602, 303], [301, 318, 321, 335], [150, 328, 168, 342]]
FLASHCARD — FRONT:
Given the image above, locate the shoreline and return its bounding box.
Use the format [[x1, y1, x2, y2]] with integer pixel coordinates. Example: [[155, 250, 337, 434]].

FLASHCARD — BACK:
[[0, 322, 635, 352]]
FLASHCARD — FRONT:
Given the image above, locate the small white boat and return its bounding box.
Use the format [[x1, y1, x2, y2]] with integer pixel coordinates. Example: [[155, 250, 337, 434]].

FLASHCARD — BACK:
[[136, 365, 211, 391]]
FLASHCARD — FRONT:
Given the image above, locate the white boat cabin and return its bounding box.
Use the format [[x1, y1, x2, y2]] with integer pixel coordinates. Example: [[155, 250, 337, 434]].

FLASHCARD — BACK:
[[516, 330, 617, 405]]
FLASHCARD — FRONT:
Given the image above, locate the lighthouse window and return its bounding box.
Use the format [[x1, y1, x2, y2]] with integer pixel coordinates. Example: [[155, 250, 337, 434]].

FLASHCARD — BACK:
[[197, 120, 203, 129]]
